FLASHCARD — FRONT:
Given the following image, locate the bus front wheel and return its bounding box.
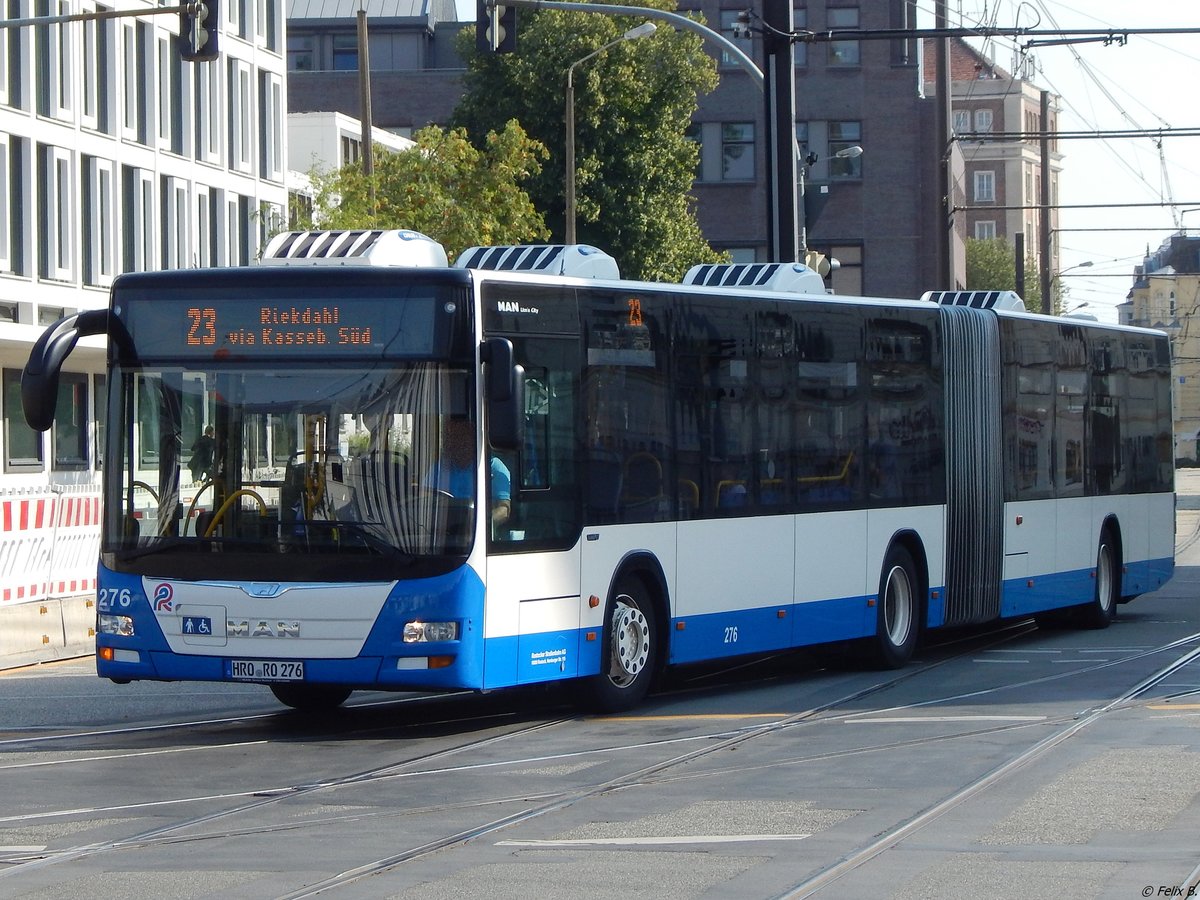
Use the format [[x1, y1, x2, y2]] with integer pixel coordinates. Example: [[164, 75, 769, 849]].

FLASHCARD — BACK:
[[579, 576, 658, 714], [870, 544, 920, 669], [270, 684, 352, 712]]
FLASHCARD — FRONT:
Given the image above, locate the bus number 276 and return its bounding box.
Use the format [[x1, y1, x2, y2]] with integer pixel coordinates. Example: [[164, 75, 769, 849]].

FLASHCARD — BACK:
[[724, 626, 738, 644]]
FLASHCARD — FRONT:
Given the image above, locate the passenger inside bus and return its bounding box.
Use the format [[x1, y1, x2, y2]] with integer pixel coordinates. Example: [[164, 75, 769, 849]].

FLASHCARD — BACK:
[[428, 417, 511, 526]]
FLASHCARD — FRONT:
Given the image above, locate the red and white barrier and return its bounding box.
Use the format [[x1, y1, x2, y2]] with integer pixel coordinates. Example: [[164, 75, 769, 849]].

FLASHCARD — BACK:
[[0, 488, 102, 607]]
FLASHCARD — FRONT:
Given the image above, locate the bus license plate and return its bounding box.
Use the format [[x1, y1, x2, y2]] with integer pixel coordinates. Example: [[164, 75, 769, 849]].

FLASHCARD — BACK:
[[230, 659, 304, 682]]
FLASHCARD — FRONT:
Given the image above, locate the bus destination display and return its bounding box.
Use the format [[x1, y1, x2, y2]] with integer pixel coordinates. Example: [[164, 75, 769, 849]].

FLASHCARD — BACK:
[[187, 305, 372, 349], [122, 294, 441, 359]]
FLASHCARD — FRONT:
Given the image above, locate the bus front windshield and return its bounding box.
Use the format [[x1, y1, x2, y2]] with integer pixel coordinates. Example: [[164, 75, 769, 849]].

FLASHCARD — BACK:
[[105, 360, 478, 581]]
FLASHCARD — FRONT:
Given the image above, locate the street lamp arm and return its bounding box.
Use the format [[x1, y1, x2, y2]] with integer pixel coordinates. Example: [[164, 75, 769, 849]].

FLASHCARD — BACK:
[[503, 0, 764, 87], [568, 34, 629, 80]]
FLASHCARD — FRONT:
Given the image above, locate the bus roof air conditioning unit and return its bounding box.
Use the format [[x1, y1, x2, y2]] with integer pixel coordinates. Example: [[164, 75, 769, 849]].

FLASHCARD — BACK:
[[260, 229, 449, 267], [921, 290, 1027, 312], [683, 262, 828, 296], [455, 244, 620, 280]]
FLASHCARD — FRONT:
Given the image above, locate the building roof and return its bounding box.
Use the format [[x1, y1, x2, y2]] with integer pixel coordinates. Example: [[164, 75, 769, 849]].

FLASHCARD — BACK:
[[287, 0, 458, 25]]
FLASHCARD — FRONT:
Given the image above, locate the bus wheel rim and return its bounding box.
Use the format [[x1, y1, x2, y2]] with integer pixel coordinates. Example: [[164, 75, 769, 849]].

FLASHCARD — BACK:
[[884, 565, 913, 646], [611, 599, 650, 685]]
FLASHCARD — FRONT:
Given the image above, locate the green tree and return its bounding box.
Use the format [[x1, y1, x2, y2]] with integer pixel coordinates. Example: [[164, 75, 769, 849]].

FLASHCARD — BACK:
[[452, 2, 725, 281], [295, 122, 549, 260], [965, 237, 1045, 312]]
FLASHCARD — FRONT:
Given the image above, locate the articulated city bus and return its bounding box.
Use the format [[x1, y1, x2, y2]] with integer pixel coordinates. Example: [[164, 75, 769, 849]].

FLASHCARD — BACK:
[[22, 230, 1175, 711]]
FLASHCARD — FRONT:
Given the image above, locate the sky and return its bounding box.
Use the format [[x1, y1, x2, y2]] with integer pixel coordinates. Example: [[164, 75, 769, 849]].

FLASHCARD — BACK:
[[923, 1, 1199, 322]]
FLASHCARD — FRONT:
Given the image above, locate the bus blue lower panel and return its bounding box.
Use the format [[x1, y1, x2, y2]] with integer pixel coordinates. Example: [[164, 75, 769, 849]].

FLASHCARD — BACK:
[[484, 631, 582, 690], [1000, 556, 1173, 619], [669, 595, 873, 665], [1121, 557, 1174, 599]]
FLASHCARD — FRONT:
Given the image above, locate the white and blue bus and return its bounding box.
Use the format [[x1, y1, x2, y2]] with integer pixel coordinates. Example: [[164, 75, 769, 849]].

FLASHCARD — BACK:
[[22, 230, 1175, 711]]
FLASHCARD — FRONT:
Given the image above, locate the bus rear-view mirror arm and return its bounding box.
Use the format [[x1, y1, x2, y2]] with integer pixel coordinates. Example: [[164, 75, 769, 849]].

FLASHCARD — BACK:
[[22, 308, 111, 432]]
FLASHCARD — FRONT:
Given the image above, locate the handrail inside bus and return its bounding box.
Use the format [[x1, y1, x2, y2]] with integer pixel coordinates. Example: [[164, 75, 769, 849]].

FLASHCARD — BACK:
[[203, 489, 267, 538]]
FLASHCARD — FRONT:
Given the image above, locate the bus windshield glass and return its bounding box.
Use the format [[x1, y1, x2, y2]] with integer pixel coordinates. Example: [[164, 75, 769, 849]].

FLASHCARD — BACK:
[[104, 360, 478, 581]]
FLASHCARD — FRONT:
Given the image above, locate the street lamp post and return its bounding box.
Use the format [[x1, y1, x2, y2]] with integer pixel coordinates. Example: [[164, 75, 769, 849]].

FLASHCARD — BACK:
[[565, 22, 655, 244]]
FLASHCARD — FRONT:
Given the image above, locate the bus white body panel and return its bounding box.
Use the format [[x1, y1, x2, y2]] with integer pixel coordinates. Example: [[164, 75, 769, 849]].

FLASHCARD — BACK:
[[484, 546, 582, 684]]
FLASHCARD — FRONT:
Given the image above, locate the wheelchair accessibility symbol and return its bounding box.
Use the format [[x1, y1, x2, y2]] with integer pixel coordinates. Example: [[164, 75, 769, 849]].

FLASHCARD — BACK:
[[182, 616, 212, 635]]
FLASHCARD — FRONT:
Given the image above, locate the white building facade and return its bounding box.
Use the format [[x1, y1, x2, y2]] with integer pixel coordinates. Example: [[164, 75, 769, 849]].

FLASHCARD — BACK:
[[0, 0, 289, 663]]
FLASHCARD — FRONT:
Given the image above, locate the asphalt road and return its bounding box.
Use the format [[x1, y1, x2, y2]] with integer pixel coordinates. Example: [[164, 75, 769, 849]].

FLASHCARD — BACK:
[[1, 550, 1197, 899]]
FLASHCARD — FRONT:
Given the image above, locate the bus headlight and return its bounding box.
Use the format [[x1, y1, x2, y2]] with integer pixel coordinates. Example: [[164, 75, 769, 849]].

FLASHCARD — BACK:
[[403, 621, 458, 643], [98, 614, 135, 637]]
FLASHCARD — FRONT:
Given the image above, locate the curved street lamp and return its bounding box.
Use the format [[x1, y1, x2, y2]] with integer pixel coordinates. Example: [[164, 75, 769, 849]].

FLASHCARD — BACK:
[[565, 22, 656, 244]]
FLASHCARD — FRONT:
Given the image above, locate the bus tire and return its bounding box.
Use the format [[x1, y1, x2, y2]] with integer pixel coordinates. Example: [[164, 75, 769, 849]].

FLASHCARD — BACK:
[[870, 544, 920, 669], [1077, 528, 1119, 630], [579, 576, 658, 714], [270, 684, 352, 711]]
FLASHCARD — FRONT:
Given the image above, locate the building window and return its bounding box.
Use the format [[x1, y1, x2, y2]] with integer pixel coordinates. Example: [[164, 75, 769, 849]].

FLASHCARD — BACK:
[[82, 155, 115, 285], [685, 121, 702, 178], [953, 109, 970, 135], [287, 35, 313, 70], [53, 372, 88, 470], [0, 136, 8, 274], [719, 9, 753, 66], [0, 3, 8, 108], [161, 175, 189, 270], [829, 121, 862, 178], [228, 59, 252, 172], [974, 170, 995, 203], [333, 34, 358, 71], [793, 7, 807, 66], [38, 144, 73, 281], [827, 7, 860, 66], [259, 71, 283, 181], [195, 56, 221, 162], [975, 220, 996, 239], [4, 368, 44, 472], [721, 123, 754, 180], [4, 137, 25, 276], [81, 10, 98, 129], [122, 165, 155, 272], [974, 108, 994, 133], [340, 135, 361, 167], [810, 242, 862, 295]]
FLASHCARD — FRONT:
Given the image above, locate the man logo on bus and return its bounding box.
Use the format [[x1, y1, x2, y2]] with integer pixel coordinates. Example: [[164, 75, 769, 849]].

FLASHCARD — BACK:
[[153, 583, 174, 613]]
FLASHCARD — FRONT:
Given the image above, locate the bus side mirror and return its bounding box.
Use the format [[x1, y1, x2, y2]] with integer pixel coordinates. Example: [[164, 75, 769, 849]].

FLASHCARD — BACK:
[[481, 337, 525, 450], [22, 309, 110, 432]]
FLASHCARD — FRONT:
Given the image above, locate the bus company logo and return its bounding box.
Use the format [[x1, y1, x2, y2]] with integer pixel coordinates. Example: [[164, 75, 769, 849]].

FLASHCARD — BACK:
[[153, 583, 174, 613], [497, 300, 540, 315], [227, 619, 301, 638]]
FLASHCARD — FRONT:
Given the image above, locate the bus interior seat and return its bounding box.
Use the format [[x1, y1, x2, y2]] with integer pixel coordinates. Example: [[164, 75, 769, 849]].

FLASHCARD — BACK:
[[717, 480, 747, 508]]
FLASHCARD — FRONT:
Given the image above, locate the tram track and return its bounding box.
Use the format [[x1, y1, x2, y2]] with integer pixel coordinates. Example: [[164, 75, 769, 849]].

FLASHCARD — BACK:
[[772, 634, 1200, 899], [1, 624, 1196, 897]]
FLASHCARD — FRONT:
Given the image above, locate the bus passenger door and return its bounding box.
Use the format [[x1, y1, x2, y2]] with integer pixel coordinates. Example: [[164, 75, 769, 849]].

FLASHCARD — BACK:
[[482, 334, 585, 688]]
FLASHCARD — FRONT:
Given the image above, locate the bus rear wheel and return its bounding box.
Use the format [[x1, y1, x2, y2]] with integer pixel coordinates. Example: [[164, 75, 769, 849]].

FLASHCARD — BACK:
[[579, 577, 658, 714], [1077, 528, 1118, 630], [870, 544, 920, 669], [270, 684, 352, 711]]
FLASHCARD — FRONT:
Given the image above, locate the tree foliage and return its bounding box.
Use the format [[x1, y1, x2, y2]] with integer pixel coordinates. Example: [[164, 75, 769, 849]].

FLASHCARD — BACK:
[[295, 122, 549, 260], [452, 2, 725, 281], [965, 237, 1044, 311]]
